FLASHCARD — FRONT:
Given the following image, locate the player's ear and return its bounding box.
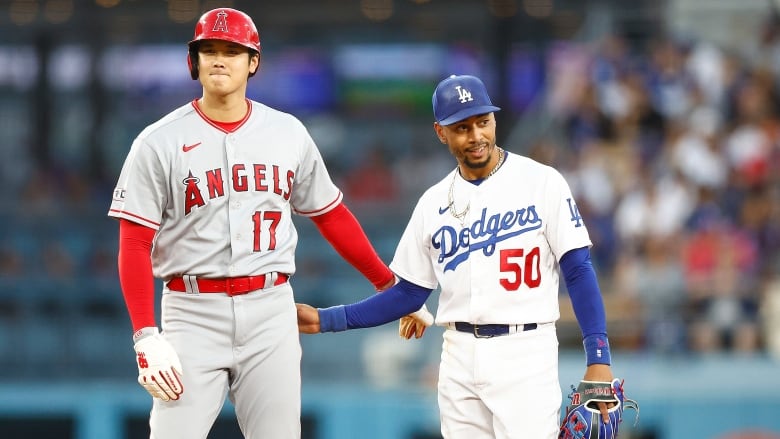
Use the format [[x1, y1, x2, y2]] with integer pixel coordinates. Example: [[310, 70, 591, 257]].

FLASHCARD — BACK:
[[187, 50, 199, 80], [248, 52, 260, 77], [433, 122, 446, 144]]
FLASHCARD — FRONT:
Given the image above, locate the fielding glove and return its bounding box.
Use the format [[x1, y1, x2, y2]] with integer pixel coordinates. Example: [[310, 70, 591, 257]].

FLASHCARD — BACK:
[[399, 304, 434, 339], [559, 378, 639, 439], [133, 327, 184, 401]]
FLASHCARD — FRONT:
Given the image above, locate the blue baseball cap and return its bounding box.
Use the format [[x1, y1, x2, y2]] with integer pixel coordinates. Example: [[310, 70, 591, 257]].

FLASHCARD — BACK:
[[432, 74, 501, 125]]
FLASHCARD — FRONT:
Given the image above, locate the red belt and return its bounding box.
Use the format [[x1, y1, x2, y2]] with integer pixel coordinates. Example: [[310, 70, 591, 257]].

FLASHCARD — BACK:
[[167, 273, 289, 296]]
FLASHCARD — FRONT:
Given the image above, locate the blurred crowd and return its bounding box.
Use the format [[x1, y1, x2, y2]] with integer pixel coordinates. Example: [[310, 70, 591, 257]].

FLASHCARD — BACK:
[[2, 25, 780, 378], [543, 29, 780, 356], [530, 35, 767, 355]]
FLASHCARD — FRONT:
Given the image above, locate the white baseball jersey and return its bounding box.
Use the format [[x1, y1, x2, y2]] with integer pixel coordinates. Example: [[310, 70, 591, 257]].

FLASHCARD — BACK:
[[389, 152, 591, 325], [108, 99, 342, 279]]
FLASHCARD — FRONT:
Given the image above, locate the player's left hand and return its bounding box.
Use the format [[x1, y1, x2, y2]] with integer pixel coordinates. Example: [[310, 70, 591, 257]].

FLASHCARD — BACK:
[[399, 304, 434, 339], [560, 377, 639, 438], [296, 303, 321, 334], [583, 363, 615, 423]]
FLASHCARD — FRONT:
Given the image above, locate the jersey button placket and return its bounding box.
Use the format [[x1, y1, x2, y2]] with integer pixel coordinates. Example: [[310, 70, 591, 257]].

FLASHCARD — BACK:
[[225, 135, 241, 267], [465, 189, 482, 321]]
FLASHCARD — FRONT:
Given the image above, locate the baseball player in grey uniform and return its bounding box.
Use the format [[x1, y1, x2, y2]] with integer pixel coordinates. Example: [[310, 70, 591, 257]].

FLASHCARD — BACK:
[[297, 74, 616, 438], [108, 8, 394, 439]]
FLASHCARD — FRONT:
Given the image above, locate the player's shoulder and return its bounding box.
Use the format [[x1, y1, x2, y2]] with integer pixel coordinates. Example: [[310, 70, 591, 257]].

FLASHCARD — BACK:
[[135, 101, 198, 140], [247, 100, 306, 128], [505, 151, 552, 171], [504, 151, 564, 179]]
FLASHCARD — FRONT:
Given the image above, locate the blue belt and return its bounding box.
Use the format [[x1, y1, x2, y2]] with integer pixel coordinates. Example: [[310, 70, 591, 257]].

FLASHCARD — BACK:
[[452, 322, 538, 338]]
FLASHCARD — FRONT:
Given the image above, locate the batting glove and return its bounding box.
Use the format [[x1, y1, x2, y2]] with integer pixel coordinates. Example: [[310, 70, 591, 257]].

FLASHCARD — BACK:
[[133, 327, 184, 401], [399, 304, 434, 339]]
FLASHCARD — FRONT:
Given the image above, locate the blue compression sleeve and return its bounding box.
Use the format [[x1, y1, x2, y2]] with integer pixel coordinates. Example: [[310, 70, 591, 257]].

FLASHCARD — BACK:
[[318, 279, 433, 332], [560, 246, 611, 365], [317, 279, 433, 332], [346, 279, 432, 329], [318, 305, 348, 332]]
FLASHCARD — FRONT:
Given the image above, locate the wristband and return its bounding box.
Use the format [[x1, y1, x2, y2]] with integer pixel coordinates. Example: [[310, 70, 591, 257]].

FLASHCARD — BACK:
[[318, 306, 347, 332], [583, 333, 611, 365], [132, 326, 159, 343]]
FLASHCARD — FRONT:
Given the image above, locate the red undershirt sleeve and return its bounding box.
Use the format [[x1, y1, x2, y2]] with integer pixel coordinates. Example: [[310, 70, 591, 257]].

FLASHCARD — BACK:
[[118, 218, 157, 332], [309, 202, 394, 290]]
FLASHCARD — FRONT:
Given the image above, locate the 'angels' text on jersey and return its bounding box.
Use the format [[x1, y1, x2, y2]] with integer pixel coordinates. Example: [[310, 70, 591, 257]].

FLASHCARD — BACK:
[[433, 205, 542, 272], [183, 164, 294, 215]]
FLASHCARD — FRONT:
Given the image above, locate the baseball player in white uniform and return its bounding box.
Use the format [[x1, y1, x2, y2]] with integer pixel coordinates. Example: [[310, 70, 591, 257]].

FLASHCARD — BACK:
[[297, 74, 616, 438], [108, 8, 395, 439]]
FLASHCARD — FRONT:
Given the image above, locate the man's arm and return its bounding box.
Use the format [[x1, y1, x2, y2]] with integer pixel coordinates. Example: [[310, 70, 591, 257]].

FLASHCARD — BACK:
[[310, 202, 394, 291], [297, 279, 433, 333], [118, 219, 184, 401], [560, 246, 615, 422], [118, 218, 157, 332], [561, 246, 611, 366]]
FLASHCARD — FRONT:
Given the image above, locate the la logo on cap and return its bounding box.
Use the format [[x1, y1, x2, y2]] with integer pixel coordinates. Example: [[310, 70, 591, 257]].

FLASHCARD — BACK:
[[432, 74, 501, 125], [456, 85, 473, 104]]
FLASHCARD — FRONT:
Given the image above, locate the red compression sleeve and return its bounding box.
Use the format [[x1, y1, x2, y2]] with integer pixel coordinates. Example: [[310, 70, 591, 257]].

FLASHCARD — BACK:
[[310, 203, 394, 290], [118, 219, 157, 331]]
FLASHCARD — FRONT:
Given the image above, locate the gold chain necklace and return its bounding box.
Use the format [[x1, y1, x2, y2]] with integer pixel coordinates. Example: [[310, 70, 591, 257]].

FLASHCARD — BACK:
[[446, 147, 504, 225], [485, 146, 505, 178]]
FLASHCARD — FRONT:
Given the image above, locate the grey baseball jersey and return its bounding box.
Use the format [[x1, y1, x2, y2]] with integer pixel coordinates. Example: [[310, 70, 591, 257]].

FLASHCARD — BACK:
[[109, 99, 342, 279]]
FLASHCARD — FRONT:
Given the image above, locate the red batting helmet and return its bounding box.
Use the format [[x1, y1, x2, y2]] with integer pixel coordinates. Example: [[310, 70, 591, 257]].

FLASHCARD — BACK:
[[187, 8, 261, 80]]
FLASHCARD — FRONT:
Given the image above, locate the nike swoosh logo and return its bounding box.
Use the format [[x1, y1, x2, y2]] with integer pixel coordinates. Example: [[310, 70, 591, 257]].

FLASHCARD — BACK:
[[438, 206, 449, 214], [182, 142, 202, 152]]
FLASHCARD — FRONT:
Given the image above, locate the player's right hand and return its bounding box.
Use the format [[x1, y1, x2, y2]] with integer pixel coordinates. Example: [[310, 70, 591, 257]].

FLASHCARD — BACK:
[[399, 304, 434, 339], [133, 327, 184, 401]]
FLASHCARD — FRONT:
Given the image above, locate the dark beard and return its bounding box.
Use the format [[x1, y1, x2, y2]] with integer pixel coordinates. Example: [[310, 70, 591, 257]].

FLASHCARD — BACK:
[[462, 146, 493, 170]]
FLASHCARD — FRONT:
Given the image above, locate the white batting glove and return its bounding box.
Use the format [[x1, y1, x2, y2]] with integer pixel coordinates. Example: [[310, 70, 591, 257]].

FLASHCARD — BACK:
[[399, 304, 434, 339], [133, 327, 184, 401]]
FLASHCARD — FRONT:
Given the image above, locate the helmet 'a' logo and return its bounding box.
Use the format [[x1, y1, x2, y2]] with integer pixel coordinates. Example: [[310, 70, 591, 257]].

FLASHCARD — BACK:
[[212, 10, 229, 33], [455, 85, 473, 104]]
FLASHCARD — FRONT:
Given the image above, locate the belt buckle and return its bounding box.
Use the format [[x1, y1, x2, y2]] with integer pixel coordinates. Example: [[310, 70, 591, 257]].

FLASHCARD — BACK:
[[472, 324, 493, 339], [226, 277, 250, 296]]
